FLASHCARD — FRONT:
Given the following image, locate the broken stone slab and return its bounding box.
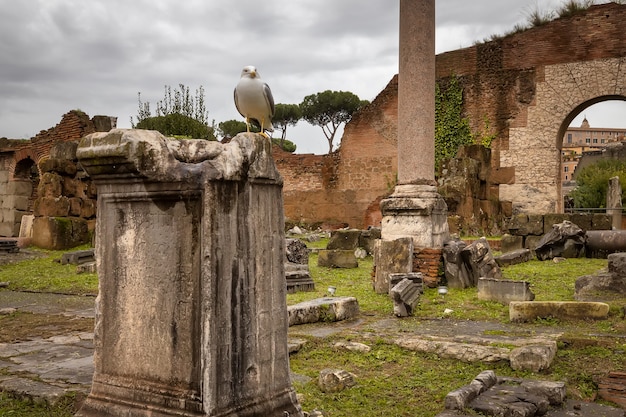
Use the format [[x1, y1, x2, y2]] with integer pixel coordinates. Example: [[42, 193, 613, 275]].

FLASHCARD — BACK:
[[333, 341, 371, 353], [494, 248, 532, 267], [285, 262, 315, 293], [326, 229, 362, 250], [509, 301, 610, 322], [389, 272, 424, 293], [477, 277, 535, 304], [394, 337, 510, 364], [317, 369, 357, 393], [76, 262, 97, 274], [458, 237, 502, 288], [390, 278, 421, 317], [317, 249, 358, 268], [535, 220, 585, 261], [287, 297, 359, 326], [373, 237, 413, 294], [444, 370, 497, 410], [442, 238, 468, 289], [576, 252, 626, 301], [509, 342, 557, 372], [547, 401, 626, 417], [60, 249, 95, 265]]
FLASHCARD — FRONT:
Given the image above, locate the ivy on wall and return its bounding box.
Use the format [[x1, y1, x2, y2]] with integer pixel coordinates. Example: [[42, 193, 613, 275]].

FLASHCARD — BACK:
[[435, 76, 497, 171], [435, 76, 472, 171]]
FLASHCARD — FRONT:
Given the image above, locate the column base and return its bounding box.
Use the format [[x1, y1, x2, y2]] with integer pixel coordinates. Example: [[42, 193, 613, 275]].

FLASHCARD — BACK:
[[380, 184, 449, 249]]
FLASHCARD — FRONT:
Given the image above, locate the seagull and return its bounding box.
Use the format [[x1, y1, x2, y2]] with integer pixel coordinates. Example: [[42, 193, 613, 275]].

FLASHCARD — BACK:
[[234, 65, 275, 138]]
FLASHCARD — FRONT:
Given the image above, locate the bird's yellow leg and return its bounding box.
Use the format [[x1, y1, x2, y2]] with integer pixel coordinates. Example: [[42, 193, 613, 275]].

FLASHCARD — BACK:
[[260, 120, 270, 139]]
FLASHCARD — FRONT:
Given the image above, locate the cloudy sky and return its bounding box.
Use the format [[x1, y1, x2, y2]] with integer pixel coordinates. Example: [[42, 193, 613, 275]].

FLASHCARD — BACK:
[[1, 0, 624, 154]]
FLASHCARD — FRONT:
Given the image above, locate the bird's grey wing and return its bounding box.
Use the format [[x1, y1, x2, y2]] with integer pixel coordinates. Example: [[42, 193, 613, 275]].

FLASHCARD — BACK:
[[234, 87, 244, 117], [263, 83, 275, 117]]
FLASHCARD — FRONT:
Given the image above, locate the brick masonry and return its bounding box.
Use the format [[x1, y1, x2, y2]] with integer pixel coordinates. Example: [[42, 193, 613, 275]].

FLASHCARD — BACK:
[[277, 3, 626, 227]]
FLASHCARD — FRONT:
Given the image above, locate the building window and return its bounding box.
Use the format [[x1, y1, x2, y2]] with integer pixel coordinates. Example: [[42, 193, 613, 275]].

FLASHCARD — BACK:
[[564, 166, 569, 173], [586, 138, 591, 143], [593, 138, 598, 143], [567, 133, 572, 143], [601, 139, 606, 144], [565, 175, 568, 180]]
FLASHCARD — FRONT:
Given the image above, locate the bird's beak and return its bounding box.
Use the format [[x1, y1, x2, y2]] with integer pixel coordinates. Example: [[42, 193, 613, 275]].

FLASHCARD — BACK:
[[250, 70, 257, 78]]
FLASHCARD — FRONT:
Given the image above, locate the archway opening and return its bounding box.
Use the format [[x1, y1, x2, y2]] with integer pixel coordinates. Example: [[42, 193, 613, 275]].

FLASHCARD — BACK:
[[557, 98, 626, 212], [13, 158, 39, 212]]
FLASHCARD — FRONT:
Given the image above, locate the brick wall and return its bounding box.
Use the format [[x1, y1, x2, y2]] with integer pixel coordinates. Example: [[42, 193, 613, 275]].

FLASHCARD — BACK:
[[277, 3, 626, 227]]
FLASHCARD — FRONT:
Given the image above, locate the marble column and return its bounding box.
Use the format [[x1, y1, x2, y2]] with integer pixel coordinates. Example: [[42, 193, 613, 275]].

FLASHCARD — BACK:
[[381, 0, 448, 249]]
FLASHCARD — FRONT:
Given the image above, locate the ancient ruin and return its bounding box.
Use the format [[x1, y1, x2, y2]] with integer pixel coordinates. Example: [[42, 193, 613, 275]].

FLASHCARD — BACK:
[[74, 129, 302, 416]]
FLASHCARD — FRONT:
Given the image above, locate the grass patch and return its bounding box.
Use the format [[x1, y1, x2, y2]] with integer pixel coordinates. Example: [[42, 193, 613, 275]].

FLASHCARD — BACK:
[[0, 245, 97, 295], [501, 258, 607, 301], [0, 391, 80, 417]]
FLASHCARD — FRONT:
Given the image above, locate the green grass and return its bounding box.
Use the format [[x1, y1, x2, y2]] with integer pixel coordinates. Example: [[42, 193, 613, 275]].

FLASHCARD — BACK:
[[0, 245, 97, 295], [0, 392, 80, 417], [1, 240, 624, 416]]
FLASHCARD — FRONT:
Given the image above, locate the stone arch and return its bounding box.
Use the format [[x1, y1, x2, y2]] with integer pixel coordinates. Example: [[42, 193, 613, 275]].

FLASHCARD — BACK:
[[500, 56, 626, 214]]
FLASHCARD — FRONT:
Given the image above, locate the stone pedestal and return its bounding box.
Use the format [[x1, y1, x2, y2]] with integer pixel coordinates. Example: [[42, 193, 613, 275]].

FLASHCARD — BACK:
[[75, 129, 302, 417], [381, 185, 448, 248]]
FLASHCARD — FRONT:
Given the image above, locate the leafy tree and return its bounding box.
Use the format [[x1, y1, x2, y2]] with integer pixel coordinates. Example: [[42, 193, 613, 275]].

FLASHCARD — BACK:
[[570, 159, 626, 208], [217, 119, 250, 139], [272, 138, 297, 153], [273, 103, 302, 143], [136, 113, 216, 140], [131, 84, 213, 139], [435, 76, 473, 170], [300, 90, 368, 154]]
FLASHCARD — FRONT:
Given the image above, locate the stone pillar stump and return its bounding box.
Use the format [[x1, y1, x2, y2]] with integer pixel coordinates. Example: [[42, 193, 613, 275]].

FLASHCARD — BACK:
[[75, 129, 302, 417]]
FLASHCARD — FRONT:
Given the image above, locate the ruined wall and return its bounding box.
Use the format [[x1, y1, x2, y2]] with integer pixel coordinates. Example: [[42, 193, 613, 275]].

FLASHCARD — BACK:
[[277, 3, 626, 228], [0, 110, 115, 241], [277, 77, 399, 229]]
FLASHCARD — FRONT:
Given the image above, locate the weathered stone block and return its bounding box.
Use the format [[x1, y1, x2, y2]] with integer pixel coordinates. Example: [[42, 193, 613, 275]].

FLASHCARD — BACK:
[[327, 229, 362, 250], [31, 216, 89, 250], [494, 248, 532, 267], [543, 213, 568, 234], [608, 252, 626, 276], [390, 278, 421, 317], [500, 234, 523, 253], [509, 342, 557, 372], [75, 130, 302, 417], [317, 249, 358, 268], [13, 195, 29, 211], [373, 237, 413, 294], [478, 278, 535, 304], [60, 249, 95, 265], [68, 197, 83, 217], [49, 141, 78, 160], [287, 297, 359, 326], [39, 158, 77, 176], [509, 301, 610, 323], [442, 238, 468, 289], [591, 213, 612, 230], [33, 196, 70, 217], [37, 172, 63, 198], [389, 272, 423, 292], [318, 369, 356, 393], [524, 235, 542, 251], [7, 180, 32, 196], [569, 213, 592, 231], [62, 177, 87, 198], [80, 199, 97, 219], [359, 227, 381, 255]]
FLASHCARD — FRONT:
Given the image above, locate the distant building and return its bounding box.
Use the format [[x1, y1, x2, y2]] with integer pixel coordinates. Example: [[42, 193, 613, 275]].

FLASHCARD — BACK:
[[561, 117, 626, 182]]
